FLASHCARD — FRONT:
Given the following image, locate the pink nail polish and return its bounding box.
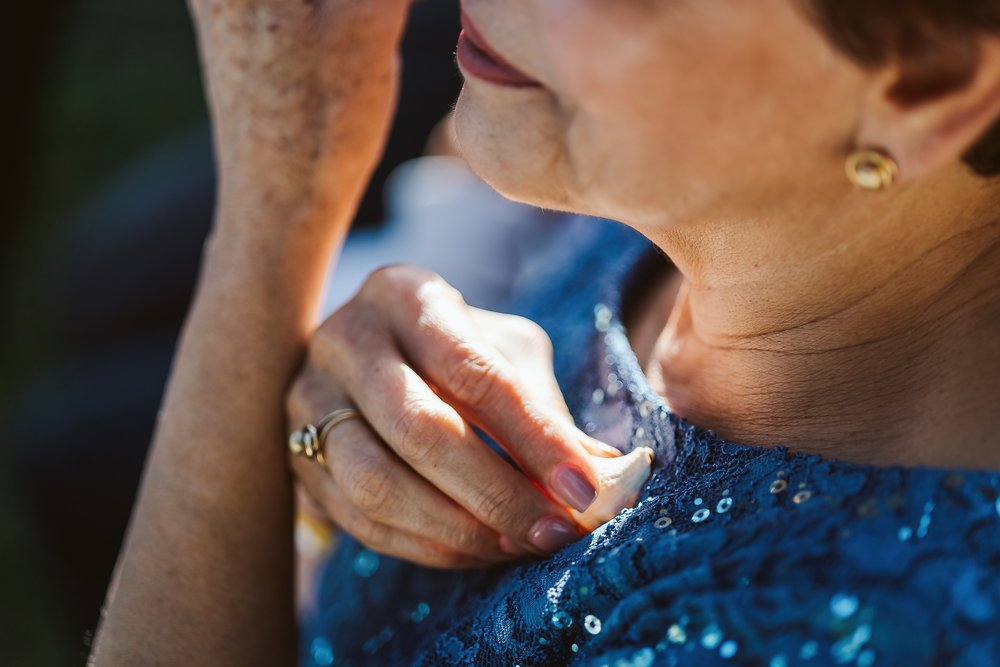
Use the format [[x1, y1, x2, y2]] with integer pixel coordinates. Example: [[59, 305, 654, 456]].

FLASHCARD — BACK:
[[528, 516, 579, 552], [551, 465, 598, 512]]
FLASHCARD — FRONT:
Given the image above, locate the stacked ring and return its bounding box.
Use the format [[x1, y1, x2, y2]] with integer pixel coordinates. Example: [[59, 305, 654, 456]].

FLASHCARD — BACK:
[[288, 408, 360, 466]]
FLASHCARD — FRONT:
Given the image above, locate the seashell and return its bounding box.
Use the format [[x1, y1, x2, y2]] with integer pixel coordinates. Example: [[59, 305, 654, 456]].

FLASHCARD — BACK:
[[570, 447, 654, 531]]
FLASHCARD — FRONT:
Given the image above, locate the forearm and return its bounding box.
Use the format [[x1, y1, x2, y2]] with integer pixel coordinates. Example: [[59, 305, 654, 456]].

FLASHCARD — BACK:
[[92, 214, 349, 665], [89, 0, 411, 658]]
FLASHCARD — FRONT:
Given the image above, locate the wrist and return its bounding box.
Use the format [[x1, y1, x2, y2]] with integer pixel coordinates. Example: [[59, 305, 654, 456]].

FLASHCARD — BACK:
[[211, 175, 356, 244], [202, 222, 346, 286], [208, 105, 387, 237]]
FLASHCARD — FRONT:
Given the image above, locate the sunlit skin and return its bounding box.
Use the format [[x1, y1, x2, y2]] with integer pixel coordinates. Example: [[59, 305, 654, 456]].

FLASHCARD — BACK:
[[92, 1, 1000, 664], [455, 0, 1000, 469]]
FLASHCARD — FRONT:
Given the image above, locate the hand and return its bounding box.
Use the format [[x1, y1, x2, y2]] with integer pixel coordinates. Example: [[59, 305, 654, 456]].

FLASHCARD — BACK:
[[188, 0, 413, 237], [286, 265, 628, 569]]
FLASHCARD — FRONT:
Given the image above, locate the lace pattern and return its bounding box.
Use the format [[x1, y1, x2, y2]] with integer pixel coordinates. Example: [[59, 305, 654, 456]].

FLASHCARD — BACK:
[[304, 220, 1000, 667]]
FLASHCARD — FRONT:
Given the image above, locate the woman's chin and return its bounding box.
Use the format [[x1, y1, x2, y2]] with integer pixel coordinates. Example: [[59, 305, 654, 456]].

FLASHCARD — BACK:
[[453, 85, 578, 214]]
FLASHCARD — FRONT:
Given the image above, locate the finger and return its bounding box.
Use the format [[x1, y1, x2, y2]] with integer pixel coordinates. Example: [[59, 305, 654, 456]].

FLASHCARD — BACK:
[[469, 308, 572, 415], [376, 272, 602, 515], [290, 338, 510, 561], [472, 308, 622, 460], [291, 455, 490, 570], [294, 484, 338, 547], [342, 345, 583, 554], [319, 415, 511, 562]]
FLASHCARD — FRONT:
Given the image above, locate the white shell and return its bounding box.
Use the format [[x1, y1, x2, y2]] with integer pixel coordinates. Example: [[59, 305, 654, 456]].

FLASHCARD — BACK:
[[570, 447, 655, 531]]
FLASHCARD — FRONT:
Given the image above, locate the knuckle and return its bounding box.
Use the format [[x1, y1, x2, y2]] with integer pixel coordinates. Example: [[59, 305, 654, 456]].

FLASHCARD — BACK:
[[364, 263, 437, 294], [520, 318, 553, 354], [312, 304, 389, 381], [442, 346, 510, 412], [447, 525, 487, 556], [503, 315, 553, 356], [315, 308, 350, 348], [312, 309, 359, 365], [365, 264, 462, 310], [363, 265, 460, 323], [471, 482, 522, 531], [390, 403, 450, 467], [346, 456, 395, 518], [364, 263, 402, 289], [426, 276, 465, 304], [306, 326, 350, 378]]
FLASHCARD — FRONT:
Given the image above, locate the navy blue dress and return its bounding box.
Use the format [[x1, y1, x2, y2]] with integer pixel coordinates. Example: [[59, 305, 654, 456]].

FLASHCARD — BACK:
[[304, 221, 1000, 666]]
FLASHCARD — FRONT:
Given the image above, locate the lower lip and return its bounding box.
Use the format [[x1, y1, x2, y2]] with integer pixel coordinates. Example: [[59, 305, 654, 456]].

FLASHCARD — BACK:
[[456, 31, 541, 88]]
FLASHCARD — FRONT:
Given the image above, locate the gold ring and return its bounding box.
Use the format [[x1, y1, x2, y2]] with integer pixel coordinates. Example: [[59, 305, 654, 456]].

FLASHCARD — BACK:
[[288, 408, 360, 466]]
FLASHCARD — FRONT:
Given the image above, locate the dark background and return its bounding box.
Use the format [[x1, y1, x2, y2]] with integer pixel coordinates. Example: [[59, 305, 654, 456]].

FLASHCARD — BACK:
[[0, 2, 461, 664]]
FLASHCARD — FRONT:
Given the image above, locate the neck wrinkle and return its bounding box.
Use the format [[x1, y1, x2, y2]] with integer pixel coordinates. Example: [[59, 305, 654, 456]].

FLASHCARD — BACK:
[[633, 168, 1000, 470]]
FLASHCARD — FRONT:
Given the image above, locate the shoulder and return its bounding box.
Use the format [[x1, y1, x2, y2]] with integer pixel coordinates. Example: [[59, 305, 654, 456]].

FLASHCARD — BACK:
[[575, 463, 1000, 667]]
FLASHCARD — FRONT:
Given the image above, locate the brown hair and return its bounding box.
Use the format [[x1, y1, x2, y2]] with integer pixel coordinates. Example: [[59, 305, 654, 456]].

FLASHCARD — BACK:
[[807, 1, 1000, 176]]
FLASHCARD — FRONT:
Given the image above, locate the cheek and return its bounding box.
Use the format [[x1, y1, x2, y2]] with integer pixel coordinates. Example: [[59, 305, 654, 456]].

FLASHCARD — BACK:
[[532, 3, 743, 220], [536, 0, 864, 224], [457, 0, 864, 225], [535, 0, 661, 106]]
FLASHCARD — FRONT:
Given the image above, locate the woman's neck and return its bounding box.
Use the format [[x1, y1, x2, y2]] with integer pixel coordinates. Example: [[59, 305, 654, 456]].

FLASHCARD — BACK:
[[631, 167, 1000, 470]]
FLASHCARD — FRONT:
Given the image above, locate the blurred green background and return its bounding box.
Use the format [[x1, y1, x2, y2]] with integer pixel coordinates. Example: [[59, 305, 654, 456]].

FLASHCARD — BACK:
[[2, 1, 204, 664], [1, 2, 461, 664]]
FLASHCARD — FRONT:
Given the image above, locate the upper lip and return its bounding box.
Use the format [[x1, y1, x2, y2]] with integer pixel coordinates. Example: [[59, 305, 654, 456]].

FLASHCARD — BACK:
[[460, 9, 538, 83]]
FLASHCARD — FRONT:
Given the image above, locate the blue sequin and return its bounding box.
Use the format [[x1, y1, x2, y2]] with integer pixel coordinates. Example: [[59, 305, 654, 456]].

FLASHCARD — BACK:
[[409, 602, 430, 623], [831, 625, 871, 663], [303, 221, 1000, 667], [551, 611, 572, 629], [310, 637, 334, 666], [701, 625, 723, 650], [830, 593, 859, 619], [584, 614, 602, 635], [632, 647, 655, 667], [667, 624, 687, 644], [352, 550, 379, 578]]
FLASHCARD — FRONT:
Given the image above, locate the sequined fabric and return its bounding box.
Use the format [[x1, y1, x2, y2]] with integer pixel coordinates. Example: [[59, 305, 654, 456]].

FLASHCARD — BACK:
[[305, 221, 1000, 666]]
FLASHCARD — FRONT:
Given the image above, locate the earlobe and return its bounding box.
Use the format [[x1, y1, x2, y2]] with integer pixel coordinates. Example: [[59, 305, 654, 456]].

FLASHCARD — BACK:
[[854, 37, 1000, 182]]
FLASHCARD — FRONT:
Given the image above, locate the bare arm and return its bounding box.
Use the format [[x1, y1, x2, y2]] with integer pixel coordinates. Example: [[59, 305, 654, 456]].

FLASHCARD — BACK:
[[90, 0, 411, 664]]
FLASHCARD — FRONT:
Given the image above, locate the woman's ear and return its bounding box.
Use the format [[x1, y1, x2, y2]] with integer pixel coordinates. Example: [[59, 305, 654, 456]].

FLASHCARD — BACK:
[[856, 36, 1000, 181]]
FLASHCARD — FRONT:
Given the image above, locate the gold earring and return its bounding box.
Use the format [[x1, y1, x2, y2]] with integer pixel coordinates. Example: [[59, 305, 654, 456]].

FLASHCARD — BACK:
[[845, 148, 898, 191]]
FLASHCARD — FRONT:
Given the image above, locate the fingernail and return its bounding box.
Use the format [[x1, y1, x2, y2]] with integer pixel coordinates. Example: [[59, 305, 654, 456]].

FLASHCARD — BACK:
[[528, 516, 579, 552], [551, 464, 598, 512], [498, 535, 530, 557]]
